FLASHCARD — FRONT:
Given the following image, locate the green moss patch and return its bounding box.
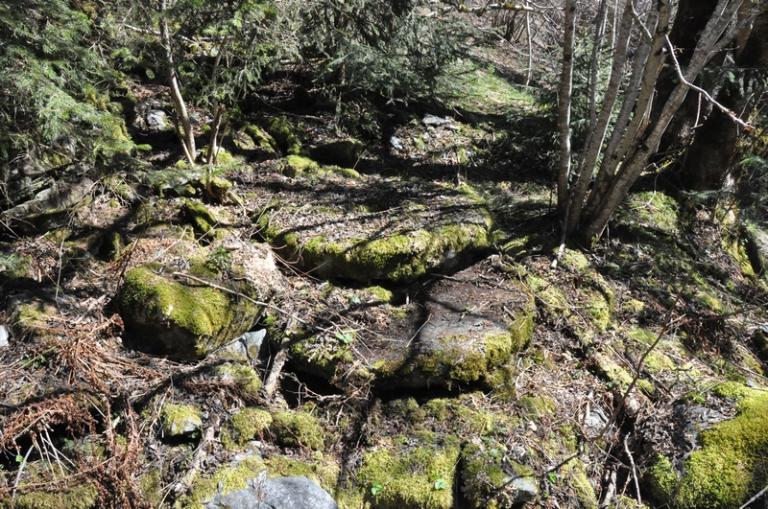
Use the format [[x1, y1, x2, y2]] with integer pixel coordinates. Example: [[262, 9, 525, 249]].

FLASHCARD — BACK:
[[161, 403, 202, 437], [461, 440, 538, 509], [257, 176, 493, 284], [271, 411, 324, 451], [647, 385, 768, 508], [358, 432, 461, 509]]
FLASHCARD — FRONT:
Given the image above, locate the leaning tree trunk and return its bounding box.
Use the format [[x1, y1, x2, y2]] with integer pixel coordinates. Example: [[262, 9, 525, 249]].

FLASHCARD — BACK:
[[159, 1, 196, 164]]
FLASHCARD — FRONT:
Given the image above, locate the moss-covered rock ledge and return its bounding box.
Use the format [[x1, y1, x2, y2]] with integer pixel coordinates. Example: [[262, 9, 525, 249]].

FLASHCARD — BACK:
[[254, 171, 492, 283]]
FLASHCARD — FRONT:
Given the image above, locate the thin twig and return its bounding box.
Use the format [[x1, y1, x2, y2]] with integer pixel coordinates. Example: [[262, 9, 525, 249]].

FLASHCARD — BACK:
[[665, 35, 754, 132]]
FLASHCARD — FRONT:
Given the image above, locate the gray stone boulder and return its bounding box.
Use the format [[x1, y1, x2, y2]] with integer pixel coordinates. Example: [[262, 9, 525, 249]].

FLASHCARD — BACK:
[[205, 475, 337, 509]]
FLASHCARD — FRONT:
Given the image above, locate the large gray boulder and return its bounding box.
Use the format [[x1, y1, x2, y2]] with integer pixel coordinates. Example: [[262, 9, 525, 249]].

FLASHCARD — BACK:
[[205, 475, 337, 509]]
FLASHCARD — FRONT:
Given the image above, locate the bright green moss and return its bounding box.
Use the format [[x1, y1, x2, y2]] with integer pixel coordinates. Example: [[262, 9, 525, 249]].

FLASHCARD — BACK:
[[648, 387, 768, 508], [619, 192, 680, 235], [520, 395, 556, 417], [16, 483, 99, 509], [264, 455, 340, 492], [139, 469, 164, 508], [119, 268, 228, 337], [420, 397, 494, 435], [561, 248, 591, 273], [271, 411, 324, 451], [217, 363, 263, 398], [365, 285, 394, 303], [230, 407, 272, 445], [358, 432, 461, 509], [593, 353, 654, 395], [161, 403, 202, 437], [627, 327, 657, 345], [527, 276, 569, 312], [184, 199, 218, 235], [282, 155, 320, 176], [243, 124, 279, 153], [562, 459, 598, 509]]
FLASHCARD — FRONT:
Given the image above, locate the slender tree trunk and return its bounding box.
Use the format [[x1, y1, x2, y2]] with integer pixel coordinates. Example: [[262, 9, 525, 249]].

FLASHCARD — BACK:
[[566, 0, 635, 233], [525, 1, 533, 87], [159, 1, 196, 164], [587, 0, 610, 128], [207, 105, 225, 165], [557, 0, 577, 218]]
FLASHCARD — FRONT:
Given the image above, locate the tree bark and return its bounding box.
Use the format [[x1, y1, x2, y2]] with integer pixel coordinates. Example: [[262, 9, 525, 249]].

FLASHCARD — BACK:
[[159, 1, 196, 164], [556, 0, 577, 217], [566, 0, 635, 233], [579, 0, 762, 242]]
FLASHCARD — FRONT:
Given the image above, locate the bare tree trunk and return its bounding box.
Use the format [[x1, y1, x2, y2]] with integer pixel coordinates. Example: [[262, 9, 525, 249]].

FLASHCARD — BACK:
[[159, 0, 196, 164], [566, 0, 635, 233], [556, 0, 577, 217], [525, 1, 533, 87], [581, 0, 762, 241], [587, 0, 610, 128], [206, 105, 225, 165]]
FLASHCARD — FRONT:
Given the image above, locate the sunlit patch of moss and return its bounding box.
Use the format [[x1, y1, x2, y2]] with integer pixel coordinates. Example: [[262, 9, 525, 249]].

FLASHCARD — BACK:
[[437, 60, 538, 114], [358, 432, 460, 509], [216, 362, 262, 398], [647, 385, 768, 508], [161, 403, 202, 437], [270, 411, 324, 451], [227, 407, 272, 447], [617, 192, 679, 235], [139, 469, 164, 508], [263, 454, 340, 492], [16, 482, 99, 509], [267, 116, 302, 155], [118, 266, 260, 357], [180, 457, 265, 509], [562, 459, 598, 509], [519, 395, 556, 417], [593, 353, 654, 395]]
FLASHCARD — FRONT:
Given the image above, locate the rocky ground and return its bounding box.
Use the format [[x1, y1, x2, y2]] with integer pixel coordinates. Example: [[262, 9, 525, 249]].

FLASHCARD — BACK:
[[2, 57, 768, 509]]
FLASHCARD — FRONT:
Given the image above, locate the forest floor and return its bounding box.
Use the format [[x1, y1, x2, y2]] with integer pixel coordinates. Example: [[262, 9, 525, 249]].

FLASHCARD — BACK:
[[2, 44, 768, 509]]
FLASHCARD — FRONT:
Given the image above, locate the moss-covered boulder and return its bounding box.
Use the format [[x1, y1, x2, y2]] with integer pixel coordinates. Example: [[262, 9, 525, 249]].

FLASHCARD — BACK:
[[358, 432, 461, 509], [744, 221, 768, 276], [118, 239, 281, 359], [400, 257, 535, 388], [461, 439, 538, 508], [118, 266, 260, 359], [233, 125, 279, 156], [256, 173, 492, 283], [645, 384, 768, 509], [267, 116, 302, 155], [280, 155, 360, 180]]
